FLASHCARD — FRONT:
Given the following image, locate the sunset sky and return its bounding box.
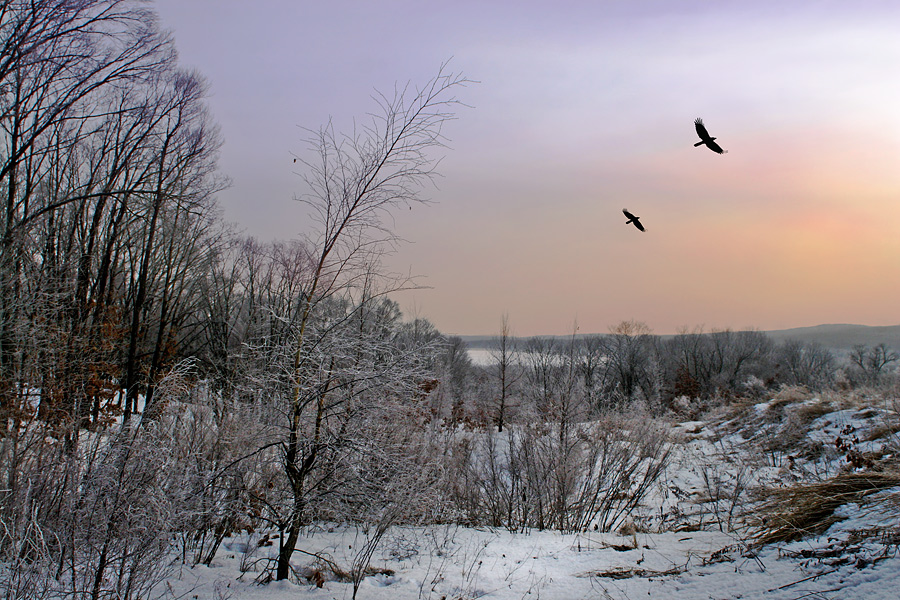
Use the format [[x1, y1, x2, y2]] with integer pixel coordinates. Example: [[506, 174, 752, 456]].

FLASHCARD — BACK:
[[153, 0, 900, 336]]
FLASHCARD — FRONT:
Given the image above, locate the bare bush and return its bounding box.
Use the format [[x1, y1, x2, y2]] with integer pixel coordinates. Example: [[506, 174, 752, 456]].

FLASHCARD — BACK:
[[696, 451, 750, 533], [569, 414, 671, 532], [0, 505, 56, 600], [165, 385, 278, 567], [449, 411, 670, 533], [0, 365, 246, 599]]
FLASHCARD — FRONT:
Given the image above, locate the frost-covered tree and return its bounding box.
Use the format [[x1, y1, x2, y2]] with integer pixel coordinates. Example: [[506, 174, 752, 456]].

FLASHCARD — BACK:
[[849, 343, 899, 385], [490, 314, 521, 432], [775, 339, 836, 389], [270, 64, 469, 579]]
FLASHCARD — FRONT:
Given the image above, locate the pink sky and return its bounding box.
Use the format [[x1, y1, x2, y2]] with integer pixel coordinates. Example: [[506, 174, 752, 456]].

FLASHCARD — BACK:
[[154, 0, 900, 336]]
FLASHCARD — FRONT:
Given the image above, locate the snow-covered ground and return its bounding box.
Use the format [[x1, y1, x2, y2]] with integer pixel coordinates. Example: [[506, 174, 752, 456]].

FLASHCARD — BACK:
[[166, 516, 899, 600], [164, 392, 900, 600]]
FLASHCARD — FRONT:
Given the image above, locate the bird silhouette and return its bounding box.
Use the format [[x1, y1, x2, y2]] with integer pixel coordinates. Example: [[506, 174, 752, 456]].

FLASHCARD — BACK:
[[694, 118, 727, 154], [623, 208, 645, 232]]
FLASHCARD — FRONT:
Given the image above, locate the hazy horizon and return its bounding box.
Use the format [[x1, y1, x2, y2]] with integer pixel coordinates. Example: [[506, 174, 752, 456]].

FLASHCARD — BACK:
[[153, 1, 900, 337], [453, 321, 900, 340]]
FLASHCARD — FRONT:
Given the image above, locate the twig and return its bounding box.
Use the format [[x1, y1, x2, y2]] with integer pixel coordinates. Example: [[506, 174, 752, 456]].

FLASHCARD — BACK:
[[767, 567, 839, 592], [786, 588, 843, 600]]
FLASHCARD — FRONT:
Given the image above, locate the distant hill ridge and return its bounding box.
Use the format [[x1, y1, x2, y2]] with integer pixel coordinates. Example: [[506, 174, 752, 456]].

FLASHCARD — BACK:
[[764, 324, 900, 349], [459, 324, 900, 352]]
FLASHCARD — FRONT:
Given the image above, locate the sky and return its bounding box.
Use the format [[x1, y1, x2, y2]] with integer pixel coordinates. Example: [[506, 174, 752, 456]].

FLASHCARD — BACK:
[[152, 0, 900, 337]]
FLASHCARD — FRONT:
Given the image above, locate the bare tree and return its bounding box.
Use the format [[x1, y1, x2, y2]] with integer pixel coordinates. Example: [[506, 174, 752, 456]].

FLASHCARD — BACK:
[[849, 343, 899, 385], [775, 339, 835, 389], [273, 64, 470, 580], [517, 326, 590, 530], [0, 3, 233, 594], [605, 320, 656, 404], [663, 327, 774, 401], [490, 314, 520, 432], [121, 69, 224, 422], [439, 335, 474, 424], [0, 0, 176, 436], [575, 335, 612, 412]]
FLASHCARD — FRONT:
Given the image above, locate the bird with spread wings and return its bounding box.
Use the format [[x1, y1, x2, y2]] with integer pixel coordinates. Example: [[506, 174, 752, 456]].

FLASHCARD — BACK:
[[694, 118, 727, 154], [623, 208, 645, 232]]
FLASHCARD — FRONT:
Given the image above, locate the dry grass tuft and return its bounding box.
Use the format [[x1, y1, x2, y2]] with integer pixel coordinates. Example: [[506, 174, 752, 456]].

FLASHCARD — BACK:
[[752, 470, 900, 545], [865, 421, 900, 442], [772, 385, 814, 405], [794, 400, 834, 426]]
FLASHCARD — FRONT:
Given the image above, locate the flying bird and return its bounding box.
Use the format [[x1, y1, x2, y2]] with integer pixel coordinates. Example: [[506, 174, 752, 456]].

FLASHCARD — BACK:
[[694, 118, 727, 154], [622, 208, 645, 232]]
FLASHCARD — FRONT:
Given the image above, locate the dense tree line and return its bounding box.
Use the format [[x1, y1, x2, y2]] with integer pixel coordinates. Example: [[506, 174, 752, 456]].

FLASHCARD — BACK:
[[0, 0, 226, 439], [446, 323, 889, 429]]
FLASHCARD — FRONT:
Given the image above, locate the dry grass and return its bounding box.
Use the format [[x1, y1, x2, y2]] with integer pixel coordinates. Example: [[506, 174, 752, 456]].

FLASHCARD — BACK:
[[794, 400, 835, 426], [720, 389, 895, 456], [865, 421, 900, 442], [771, 385, 814, 405], [577, 566, 685, 579], [712, 391, 826, 442], [752, 470, 900, 545], [706, 399, 759, 439]]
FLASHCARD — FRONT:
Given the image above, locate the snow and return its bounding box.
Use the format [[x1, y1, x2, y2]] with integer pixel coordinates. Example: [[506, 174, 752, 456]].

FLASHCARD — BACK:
[[159, 394, 900, 600], [163, 518, 900, 600]]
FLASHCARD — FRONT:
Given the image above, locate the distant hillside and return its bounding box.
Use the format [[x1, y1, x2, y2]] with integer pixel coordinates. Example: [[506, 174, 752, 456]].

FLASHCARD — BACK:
[[764, 324, 900, 350], [458, 324, 900, 352]]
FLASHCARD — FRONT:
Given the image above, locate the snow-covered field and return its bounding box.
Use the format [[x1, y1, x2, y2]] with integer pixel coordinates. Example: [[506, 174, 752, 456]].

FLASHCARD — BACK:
[[166, 514, 898, 600], [163, 393, 900, 600]]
